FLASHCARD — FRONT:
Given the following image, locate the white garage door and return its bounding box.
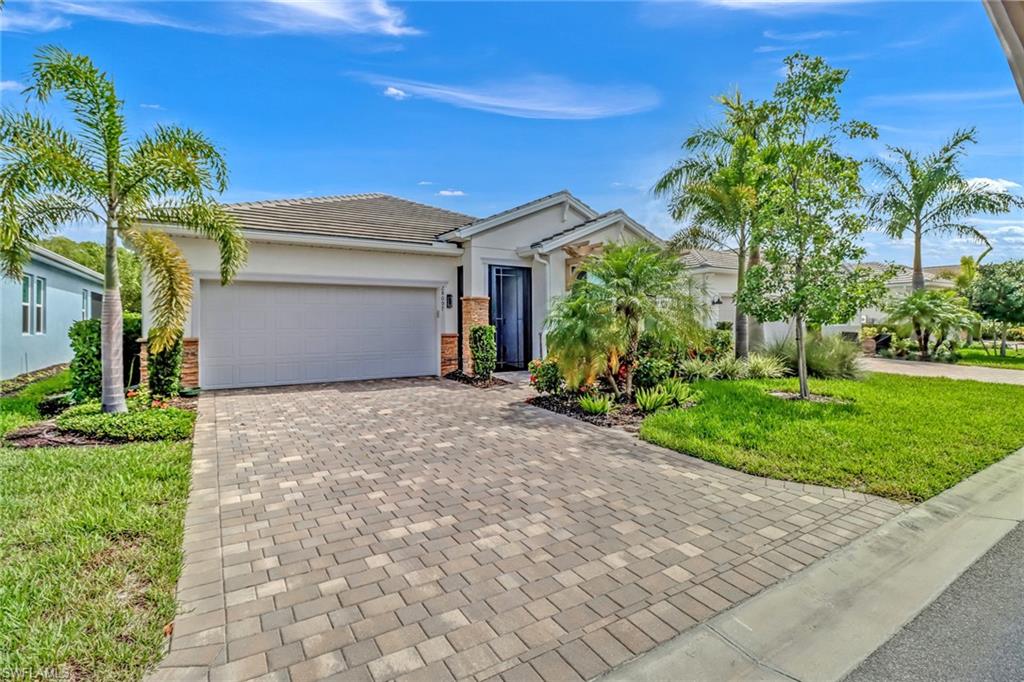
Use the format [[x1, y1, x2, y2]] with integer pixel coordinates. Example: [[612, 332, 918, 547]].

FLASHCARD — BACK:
[[200, 280, 437, 389]]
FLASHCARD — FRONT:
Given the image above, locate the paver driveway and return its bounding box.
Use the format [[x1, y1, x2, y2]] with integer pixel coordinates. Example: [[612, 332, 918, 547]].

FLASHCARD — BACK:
[[152, 378, 903, 682]]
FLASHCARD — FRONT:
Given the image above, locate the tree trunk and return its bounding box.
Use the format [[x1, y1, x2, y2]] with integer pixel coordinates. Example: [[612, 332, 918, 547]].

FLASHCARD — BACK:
[[101, 218, 128, 413], [795, 314, 809, 399], [1001, 323, 1008, 357], [746, 245, 764, 352], [734, 244, 748, 359], [911, 220, 925, 292]]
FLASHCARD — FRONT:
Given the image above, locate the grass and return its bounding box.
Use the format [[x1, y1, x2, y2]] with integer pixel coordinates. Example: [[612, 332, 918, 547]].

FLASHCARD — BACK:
[[640, 373, 1024, 503], [956, 346, 1024, 370], [0, 441, 191, 680], [0, 370, 71, 437]]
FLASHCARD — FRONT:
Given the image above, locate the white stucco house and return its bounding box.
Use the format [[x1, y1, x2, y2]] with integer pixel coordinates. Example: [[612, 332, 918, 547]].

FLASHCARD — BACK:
[[680, 248, 958, 343], [141, 190, 660, 390]]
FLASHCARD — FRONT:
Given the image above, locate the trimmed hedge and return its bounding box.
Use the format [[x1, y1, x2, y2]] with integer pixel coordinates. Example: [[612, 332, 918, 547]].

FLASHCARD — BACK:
[[68, 313, 142, 402], [56, 400, 195, 441], [470, 325, 497, 379]]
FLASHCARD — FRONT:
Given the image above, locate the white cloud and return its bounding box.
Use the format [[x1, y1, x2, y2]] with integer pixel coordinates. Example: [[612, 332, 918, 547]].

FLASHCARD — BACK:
[[763, 29, 847, 41], [139, 103, 164, 110], [967, 177, 1022, 193], [0, 80, 23, 92], [417, 181, 433, 185], [437, 189, 466, 197], [243, 0, 420, 36], [0, 0, 421, 36], [359, 74, 660, 120], [698, 0, 861, 13], [864, 88, 1018, 106], [382, 86, 409, 100]]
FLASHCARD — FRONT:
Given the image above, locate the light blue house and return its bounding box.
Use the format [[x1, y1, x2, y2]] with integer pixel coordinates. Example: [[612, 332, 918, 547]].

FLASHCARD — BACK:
[[2, 245, 104, 380]]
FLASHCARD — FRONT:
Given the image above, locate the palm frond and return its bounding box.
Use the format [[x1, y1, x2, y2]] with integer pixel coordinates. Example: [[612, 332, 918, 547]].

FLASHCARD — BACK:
[[122, 125, 229, 198], [0, 193, 99, 277], [142, 200, 247, 284], [124, 228, 192, 353]]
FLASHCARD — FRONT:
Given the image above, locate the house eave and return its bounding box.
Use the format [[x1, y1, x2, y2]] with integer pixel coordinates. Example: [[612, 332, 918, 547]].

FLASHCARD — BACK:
[[437, 191, 599, 242], [28, 244, 104, 284], [518, 212, 664, 257]]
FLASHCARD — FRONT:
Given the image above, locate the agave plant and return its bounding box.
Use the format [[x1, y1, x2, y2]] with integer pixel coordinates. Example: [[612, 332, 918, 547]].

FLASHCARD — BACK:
[[0, 47, 247, 412]]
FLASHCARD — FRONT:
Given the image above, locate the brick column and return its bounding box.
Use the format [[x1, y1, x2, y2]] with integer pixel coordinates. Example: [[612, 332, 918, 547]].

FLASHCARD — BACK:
[[461, 296, 490, 375], [182, 338, 199, 389], [441, 334, 459, 375], [138, 339, 149, 387]]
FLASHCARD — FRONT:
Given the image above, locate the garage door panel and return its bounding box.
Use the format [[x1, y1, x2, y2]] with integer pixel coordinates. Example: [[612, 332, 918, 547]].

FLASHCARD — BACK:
[[200, 280, 437, 389]]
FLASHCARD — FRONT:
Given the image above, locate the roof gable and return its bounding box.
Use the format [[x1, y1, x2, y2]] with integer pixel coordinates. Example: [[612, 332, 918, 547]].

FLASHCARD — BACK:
[[437, 190, 599, 242], [522, 210, 663, 254]]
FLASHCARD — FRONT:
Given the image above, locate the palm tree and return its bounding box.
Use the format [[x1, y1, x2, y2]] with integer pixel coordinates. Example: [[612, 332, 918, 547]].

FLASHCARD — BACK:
[[654, 91, 769, 358], [1, 47, 247, 412], [867, 128, 1021, 292]]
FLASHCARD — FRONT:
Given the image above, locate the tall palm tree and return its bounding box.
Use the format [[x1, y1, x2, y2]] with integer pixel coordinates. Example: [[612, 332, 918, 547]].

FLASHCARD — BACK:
[[867, 128, 1021, 292], [654, 91, 769, 357], [1, 47, 247, 412]]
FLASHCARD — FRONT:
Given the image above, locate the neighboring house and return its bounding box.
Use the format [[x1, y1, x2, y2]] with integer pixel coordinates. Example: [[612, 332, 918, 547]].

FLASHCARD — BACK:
[[142, 190, 660, 390], [680, 247, 958, 343], [1, 245, 103, 380]]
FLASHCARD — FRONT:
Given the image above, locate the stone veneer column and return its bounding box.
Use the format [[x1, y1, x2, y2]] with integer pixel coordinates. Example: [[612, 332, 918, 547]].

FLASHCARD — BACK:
[[181, 338, 199, 388], [440, 334, 459, 375], [461, 296, 490, 375]]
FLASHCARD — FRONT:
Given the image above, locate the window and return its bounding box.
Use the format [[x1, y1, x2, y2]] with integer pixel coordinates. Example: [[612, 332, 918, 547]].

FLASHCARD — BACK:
[[90, 292, 103, 320], [34, 277, 46, 334], [21, 275, 31, 334], [82, 289, 89, 320]]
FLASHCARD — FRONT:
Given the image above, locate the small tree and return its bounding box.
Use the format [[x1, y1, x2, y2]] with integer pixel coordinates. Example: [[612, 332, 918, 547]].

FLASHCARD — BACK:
[[969, 260, 1024, 356], [738, 54, 891, 399], [886, 290, 978, 357], [469, 325, 497, 379]]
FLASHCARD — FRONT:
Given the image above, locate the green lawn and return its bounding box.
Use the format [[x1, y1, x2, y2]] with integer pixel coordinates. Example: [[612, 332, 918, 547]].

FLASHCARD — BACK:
[[956, 346, 1024, 370], [0, 442, 191, 680], [0, 370, 71, 436], [640, 374, 1024, 503]]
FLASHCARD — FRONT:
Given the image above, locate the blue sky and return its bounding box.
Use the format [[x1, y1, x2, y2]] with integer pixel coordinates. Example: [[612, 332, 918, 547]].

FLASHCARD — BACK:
[[1, 0, 1021, 266]]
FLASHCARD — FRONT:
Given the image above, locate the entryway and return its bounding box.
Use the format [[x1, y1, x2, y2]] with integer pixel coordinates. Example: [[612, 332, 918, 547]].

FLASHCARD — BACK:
[[488, 264, 531, 371]]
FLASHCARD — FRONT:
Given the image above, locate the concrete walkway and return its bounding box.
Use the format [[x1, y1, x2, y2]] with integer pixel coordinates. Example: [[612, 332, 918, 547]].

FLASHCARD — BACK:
[[863, 357, 1024, 385], [150, 378, 901, 682], [602, 449, 1024, 682]]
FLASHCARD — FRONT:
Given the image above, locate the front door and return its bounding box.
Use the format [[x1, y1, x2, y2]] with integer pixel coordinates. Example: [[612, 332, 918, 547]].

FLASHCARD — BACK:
[[489, 265, 531, 371]]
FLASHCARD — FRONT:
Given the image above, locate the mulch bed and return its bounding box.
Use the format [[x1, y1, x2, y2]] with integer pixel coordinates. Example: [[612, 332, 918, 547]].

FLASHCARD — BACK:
[[769, 391, 849, 404], [527, 394, 647, 432], [444, 371, 511, 389], [0, 363, 68, 396]]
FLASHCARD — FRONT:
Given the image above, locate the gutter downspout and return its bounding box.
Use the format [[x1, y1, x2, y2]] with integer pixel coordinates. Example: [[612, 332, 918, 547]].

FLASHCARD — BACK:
[[534, 252, 550, 359]]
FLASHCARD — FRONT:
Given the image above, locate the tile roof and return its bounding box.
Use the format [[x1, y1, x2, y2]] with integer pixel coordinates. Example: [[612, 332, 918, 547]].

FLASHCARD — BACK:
[[679, 248, 740, 270], [218, 193, 476, 245], [528, 210, 621, 249]]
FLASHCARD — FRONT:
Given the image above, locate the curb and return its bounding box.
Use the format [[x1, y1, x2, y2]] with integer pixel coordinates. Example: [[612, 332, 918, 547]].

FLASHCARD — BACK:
[[601, 448, 1024, 682]]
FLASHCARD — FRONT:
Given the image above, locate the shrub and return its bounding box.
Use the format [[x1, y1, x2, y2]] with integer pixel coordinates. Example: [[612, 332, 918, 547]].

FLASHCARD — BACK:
[[660, 378, 699, 407], [68, 313, 142, 402], [744, 353, 789, 379], [149, 334, 182, 397], [715, 320, 734, 331], [633, 356, 673, 390], [678, 358, 716, 382], [698, 328, 734, 361], [711, 356, 749, 380], [578, 393, 614, 415], [765, 335, 863, 380], [56, 400, 195, 441], [469, 325, 497, 379], [635, 386, 674, 414], [528, 358, 563, 394]]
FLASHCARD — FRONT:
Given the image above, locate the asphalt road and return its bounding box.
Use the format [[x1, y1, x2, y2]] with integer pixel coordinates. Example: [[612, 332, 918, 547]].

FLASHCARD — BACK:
[[846, 522, 1024, 682]]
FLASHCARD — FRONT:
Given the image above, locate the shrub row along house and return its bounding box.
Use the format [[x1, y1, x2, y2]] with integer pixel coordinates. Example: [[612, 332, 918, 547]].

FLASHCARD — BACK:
[[1, 245, 103, 380]]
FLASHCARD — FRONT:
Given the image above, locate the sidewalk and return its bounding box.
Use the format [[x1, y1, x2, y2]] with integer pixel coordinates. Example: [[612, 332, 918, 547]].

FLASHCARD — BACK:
[[602, 448, 1024, 682], [862, 357, 1024, 385]]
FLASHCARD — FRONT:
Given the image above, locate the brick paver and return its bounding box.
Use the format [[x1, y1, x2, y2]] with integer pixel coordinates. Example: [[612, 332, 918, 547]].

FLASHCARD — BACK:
[[149, 378, 904, 681]]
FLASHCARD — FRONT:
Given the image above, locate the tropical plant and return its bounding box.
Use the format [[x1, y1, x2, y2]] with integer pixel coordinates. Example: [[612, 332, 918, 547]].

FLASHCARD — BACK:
[[711, 356, 749, 380], [633, 356, 673, 390], [969, 260, 1024, 356], [0, 47, 247, 412], [660, 378, 699, 406], [635, 386, 674, 414], [655, 90, 771, 358], [765, 335, 864, 380], [867, 129, 1021, 291], [546, 242, 708, 397], [528, 357, 563, 394], [886, 290, 978, 357], [738, 54, 890, 399], [744, 353, 789, 379], [677, 358, 716, 382], [469, 324, 497, 379], [578, 393, 614, 416]]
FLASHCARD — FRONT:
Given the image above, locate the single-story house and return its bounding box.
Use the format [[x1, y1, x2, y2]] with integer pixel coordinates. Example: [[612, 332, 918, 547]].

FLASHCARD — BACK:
[[141, 190, 660, 390], [680, 248, 958, 343], [2, 245, 103, 380]]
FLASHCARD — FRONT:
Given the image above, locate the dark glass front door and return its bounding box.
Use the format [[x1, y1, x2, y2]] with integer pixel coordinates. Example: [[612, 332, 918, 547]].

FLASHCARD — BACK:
[[489, 265, 531, 371]]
